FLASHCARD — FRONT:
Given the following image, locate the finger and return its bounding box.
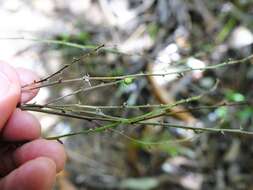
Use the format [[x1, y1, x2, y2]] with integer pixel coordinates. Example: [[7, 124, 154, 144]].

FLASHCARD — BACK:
[[16, 68, 40, 103], [13, 139, 66, 172], [0, 157, 56, 190], [0, 62, 20, 130], [1, 108, 41, 141]]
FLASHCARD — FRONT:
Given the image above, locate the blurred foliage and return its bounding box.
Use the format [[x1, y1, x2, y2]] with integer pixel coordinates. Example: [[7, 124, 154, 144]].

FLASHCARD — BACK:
[[147, 23, 160, 40]]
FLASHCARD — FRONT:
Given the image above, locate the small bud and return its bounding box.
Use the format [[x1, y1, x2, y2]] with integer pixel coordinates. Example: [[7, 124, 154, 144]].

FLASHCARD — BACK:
[[123, 77, 134, 85]]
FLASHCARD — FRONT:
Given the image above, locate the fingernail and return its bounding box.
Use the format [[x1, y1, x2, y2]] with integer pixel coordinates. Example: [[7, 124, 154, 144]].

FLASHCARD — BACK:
[[0, 71, 10, 96]]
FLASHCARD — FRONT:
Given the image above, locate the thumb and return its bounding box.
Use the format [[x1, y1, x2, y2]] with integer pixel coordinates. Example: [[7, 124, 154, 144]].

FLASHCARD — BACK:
[[0, 62, 20, 130]]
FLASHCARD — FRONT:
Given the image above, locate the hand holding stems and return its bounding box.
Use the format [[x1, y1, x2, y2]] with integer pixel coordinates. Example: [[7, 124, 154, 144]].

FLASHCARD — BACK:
[[0, 62, 66, 190]]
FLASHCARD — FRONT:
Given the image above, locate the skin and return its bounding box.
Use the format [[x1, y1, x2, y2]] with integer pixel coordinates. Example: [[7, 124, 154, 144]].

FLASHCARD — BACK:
[[0, 62, 66, 190]]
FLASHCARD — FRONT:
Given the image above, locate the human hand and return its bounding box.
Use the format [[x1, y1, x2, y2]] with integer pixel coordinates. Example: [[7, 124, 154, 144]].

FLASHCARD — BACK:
[[0, 62, 66, 190]]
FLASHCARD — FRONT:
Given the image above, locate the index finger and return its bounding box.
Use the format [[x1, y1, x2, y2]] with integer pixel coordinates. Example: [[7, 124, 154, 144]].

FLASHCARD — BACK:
[[0, 62, 20, 129], [16, 68, 40, 103]]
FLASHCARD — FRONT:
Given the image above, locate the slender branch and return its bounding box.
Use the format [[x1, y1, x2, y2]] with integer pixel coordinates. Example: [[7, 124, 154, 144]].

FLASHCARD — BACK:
[[43, 95, 203, 140], [45, 80, 123, 105], [21, 44, 104, 88], [6, 37, 252, 140], [108, 128, 198, 145], [42, 100, 250, 110], [22, 53, 253, 91], [21, 94, 203, 136], [136, 121, 253, 135], [126, 95, 203, 124], [22, 104, 125, 122], [30, 80, 216, 120], [20, 106, 120, 122], [0, 37, 98, 50], [45, 121, 120, 140], [0, 37, 163, 62], [45, 119, 253, 140], [40, 97, 253, 140]]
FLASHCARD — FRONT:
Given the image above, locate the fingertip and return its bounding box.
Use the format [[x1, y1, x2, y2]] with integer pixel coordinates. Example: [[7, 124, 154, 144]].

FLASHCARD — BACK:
[[0, 157, 56, 190], [2, 108, 41, 141], [16, 68, 40, 103], [0, 62, 20, 129], [14, 139, 66, 173]]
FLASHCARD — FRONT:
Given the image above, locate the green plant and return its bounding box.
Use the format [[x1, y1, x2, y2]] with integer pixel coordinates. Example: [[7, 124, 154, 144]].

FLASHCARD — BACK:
[[8, 37, 253, 145]]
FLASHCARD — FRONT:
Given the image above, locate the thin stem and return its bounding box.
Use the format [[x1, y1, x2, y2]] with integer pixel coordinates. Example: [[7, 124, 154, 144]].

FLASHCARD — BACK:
[[44, 100, 249, 110], [43, 84, 235, 140], [43, 95, 203, 140], [45, 119, 253, 140], [109, 128, 198, 145], [21, 44, 104, 88], [20, 106, 120, 122], [0, 37, 98, 50], [0, 37, 161, 62], [136, 121, 253, 135], [22, 95, 201, 122], [45, 80, 123, 105], [23, 53, 253, 91], [127, 82, 217, 122], [25, 104, 125, 121], [45, 122, 120, 140]]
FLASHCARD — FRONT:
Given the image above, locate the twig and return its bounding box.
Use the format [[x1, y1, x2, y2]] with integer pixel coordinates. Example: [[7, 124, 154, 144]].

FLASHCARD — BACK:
[[43, 95, 202, 140], [20, 105, 120, 122], [45, 121, 121, 140], [21, 44, 104, 88], [136, 121, 253, 135], [42, 100, 249, 110], [22, 104, 125, 121], [20, 94, 202, 133], [23, 53, 253, 91], [5, 37, 252, 140], [45, 119, 253, 140], [45, 80, 123, 105], [108, 128, 198, 146]]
